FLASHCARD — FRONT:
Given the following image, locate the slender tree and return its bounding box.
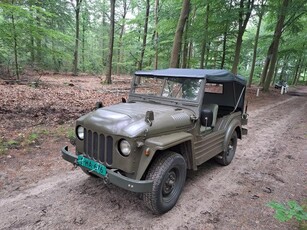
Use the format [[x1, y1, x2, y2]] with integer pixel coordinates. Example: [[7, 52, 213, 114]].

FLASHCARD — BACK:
[[200, 2, 210, 69], [35, 0, 42, 65], [263, 0, 289, 91], [170, 0, 190, 68], [231, 0, 254, 74], [11, 0, 19, 81], [154, 0, 159, 69], [101, 0, 107, 68], [182, 6, 196, 68], [72, 0, 82, 76], [105, 0, 115, 84], [117, 0, 128, 75], [220, 0, 233, 70], [138, 0, 150, 70], [248, 1, 265, 87], [200, 3, 209, 69]]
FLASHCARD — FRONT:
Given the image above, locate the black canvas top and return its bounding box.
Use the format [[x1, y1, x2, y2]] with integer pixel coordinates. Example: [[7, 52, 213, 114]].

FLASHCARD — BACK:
[[135, 68, 246, 85]]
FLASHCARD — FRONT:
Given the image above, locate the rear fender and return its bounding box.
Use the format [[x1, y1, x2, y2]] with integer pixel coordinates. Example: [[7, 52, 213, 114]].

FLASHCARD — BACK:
[[135, 132, 193, 180], [223, 119, 241, 152]]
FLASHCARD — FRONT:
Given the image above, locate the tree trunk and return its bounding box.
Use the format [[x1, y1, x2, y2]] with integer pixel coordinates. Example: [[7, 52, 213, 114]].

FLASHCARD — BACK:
[[292, 56, 302, 85], [187, 42, 193, 68], [138, 0, 150, 70], [200, 3, 209, 69], [170, 0, 190, 68], [30, 34, 35, 64], [35, 0, 42, 66], [279, 55, 289, 81], [181, 18, 189, 68], [82, 12, 86, 73], [221, 30, 227, 69], [183, 6, 196, 68], [11, 0, 19, 81], [232, 0, 254, 74], [117, 0, 127, 75], [263, 0, 289, 91], [259, 43, 273, 86], [105, 0, 115, 84], [154, 0, 159, 69], [205, 42, 210, 68], [200, 42, 206, 69], [29, 0, 35, 64], [213, 45, 218, 68], [72, 0, 82, 76], [271, 59, 279, 86], [248, 7, 263, 87], [101, 0, 107, 68], [295, 57, 304, 85]]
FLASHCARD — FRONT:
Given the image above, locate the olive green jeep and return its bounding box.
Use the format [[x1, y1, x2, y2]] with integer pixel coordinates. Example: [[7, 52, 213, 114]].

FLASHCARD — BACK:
[[61, 68, 248, 214]]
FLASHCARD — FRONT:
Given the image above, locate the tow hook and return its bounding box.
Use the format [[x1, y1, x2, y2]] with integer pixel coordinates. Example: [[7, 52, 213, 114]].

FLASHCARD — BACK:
[[103, 176, 110, 185]]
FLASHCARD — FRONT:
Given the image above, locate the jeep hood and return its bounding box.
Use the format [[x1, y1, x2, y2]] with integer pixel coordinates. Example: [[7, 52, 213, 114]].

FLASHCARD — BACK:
[[78, 102, 194, 138]]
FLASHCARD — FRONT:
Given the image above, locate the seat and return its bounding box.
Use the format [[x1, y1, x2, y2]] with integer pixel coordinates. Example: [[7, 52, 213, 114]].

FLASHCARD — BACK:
[[200, 104, 219, 132]]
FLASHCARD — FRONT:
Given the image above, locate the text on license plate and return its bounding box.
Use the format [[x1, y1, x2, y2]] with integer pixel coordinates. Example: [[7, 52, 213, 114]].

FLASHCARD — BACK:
[[77, 155, 107, 176]]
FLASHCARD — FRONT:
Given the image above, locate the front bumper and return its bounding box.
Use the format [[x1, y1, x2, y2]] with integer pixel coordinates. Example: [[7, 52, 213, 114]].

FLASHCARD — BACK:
[[61, 146, 153, 193]]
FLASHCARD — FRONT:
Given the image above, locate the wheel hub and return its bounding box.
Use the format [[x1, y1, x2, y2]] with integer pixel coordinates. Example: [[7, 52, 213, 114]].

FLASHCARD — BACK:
[[227, 140, 234, 156], [162, 171, 176, 196]]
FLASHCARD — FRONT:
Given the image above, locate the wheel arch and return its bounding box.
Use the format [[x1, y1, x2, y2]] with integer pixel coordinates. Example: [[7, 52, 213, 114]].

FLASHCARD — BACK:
[[235, 126, 242, 139], [151, 140, 193, 171], [136, 132, 193, 180], [223, 119, 242, 152]]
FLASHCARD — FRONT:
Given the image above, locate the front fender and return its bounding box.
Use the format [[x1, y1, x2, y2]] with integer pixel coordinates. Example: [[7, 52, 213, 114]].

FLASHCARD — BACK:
[[135, 132, 193, 180]]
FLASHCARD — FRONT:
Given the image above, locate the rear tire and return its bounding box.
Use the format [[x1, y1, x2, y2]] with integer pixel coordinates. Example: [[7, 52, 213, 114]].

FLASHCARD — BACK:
[[143, 151, 187, 214], [215, 131, 237, 166]]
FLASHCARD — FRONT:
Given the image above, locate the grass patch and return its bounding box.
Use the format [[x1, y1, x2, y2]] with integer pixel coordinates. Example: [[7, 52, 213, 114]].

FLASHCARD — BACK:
[[66, 127, 76, 145], [267, 200, 307, 225], [0, 126, 74, 155], [0, 137, 23, 155], [53, 124, 76, 145]]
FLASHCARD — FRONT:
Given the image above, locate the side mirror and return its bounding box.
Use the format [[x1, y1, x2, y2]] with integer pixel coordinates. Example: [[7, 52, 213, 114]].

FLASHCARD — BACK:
[[200, 109, 213, 127], [145, 111, 154, 126]]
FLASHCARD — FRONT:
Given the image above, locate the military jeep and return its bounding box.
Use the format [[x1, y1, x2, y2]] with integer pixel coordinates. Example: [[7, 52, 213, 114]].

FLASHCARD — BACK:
[[61, 68, 248, 214]]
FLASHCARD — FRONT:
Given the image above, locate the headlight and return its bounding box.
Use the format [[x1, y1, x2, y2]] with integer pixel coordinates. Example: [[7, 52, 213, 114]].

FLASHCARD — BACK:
[[76, 126, 84, 140], [119, 139, 131, 156]]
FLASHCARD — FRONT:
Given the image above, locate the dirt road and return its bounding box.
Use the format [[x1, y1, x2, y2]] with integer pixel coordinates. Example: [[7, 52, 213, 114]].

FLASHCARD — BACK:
[[0, 93, 306, 229]]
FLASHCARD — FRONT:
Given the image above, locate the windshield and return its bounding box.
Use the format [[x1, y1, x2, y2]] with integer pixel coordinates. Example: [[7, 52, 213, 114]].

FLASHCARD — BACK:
[[132, 76, 203, 101]]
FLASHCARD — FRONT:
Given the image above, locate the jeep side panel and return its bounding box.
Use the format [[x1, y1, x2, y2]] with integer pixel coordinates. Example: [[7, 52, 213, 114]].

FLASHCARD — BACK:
[[194, 130, 225, 166], [193, 112, 242, 167]]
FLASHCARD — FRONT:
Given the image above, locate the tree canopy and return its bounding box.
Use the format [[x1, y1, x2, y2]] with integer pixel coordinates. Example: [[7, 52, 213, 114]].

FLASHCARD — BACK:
[[0, 0, 306, 88]]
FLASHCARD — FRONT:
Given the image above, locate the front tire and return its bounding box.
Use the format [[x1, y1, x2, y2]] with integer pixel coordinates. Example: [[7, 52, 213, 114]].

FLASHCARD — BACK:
[[215, 131, 238, 166], [143, 151, 187, 214]]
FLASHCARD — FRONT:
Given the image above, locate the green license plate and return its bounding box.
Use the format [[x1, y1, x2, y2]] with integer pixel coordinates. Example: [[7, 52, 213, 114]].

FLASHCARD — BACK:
[[77, 155, 107, 176]]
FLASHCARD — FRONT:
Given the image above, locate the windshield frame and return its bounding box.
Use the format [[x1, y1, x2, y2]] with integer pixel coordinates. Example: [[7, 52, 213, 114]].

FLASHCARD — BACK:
[[128, 75, 205, 109]]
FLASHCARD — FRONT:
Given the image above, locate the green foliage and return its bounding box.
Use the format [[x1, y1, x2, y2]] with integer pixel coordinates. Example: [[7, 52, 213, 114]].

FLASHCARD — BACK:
[[267, 200, 307, 223], [66, 128, 76, 145], [0, 137, 22, 154], [0, 0, 305, 85], [26, 132, 39, 145], [66, 128, 75, 139], [0, 129, 52, 154], [0, 1, 73, 75]]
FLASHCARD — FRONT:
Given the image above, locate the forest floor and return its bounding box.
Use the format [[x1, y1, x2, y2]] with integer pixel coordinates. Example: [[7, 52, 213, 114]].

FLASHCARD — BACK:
[[0, 74, 306, 230]]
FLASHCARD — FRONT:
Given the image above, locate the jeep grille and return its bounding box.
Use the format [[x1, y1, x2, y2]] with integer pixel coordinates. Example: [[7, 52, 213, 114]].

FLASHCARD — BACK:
[[84, 129, 113, 165]]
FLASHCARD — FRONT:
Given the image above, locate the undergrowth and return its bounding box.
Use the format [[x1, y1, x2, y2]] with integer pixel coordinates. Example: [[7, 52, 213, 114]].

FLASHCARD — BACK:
[[267, 200, 307, 228]]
